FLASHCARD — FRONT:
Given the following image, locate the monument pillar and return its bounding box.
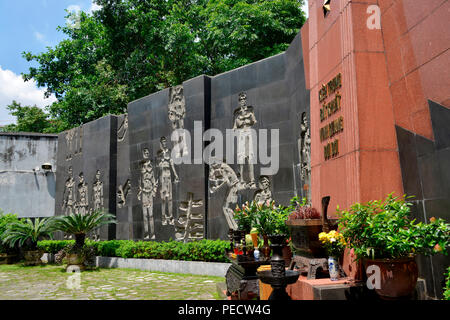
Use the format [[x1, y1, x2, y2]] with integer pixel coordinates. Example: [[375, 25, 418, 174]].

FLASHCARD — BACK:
[[303, 0, 404, 215]]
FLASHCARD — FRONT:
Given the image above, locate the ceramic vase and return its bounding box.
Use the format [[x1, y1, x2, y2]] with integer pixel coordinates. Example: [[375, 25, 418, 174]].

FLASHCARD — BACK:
[[328, 256, 339, 281]]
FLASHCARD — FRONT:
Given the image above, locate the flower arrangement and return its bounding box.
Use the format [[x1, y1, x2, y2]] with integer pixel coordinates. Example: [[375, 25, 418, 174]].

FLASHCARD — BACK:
[[233, 201, 258, 233], [318, 230, 346, 257]]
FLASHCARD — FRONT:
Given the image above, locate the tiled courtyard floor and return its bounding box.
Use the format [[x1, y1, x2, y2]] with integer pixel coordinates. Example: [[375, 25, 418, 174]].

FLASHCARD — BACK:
[[0, 264, 224, 300]]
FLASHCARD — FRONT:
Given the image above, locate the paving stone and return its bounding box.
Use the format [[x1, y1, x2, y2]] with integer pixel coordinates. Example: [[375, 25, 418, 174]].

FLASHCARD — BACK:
[[0, 264, 222, 300]]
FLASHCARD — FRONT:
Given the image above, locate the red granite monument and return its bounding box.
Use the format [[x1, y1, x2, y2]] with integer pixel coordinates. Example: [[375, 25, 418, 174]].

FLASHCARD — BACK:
[[298, 0, 449, 299]]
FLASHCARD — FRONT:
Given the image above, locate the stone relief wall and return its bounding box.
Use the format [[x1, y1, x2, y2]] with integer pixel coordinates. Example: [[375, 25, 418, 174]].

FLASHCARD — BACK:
[[55, 32, 310, 241], [207, 32, 309, 239], [55, 115, 117, 240], [128, 76, 209, 241]]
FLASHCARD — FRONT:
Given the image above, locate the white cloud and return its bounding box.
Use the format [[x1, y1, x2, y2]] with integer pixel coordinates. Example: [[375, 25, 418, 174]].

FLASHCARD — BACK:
[[66, 2, 101, 29], [67, 4, 82, 13], [0, 67, 57, 124], [67, 1, 101, 15]]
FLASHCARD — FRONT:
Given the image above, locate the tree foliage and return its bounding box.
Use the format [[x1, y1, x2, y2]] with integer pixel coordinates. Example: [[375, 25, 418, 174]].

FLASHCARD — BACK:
[[21, 0, 306, 131], [1, 101, 62, 133]]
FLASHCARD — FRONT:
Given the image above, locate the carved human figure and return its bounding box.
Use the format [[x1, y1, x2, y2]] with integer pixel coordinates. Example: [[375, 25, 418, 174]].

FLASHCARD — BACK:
[[298, 112, 311, 203], [91, 170, 104, 240], [168, 85, 188, 158], [138, 148, 158, 239], [157, 137, 179, 226], [117, 114, 128, 142], [62, 167, 75, 215], [117, 179, 131, 209], [253, 176, 273, 205], [300, 127, 311, 181], [209, 160, 240, 230], [233, 92, 257, 189], [65, 127, 83, 160], [168, 85, 186, 130], [65, 130, 75, 161], [298, 113, 307, 162], [77, 172, 89, 215], [92, 170, 104, 211]]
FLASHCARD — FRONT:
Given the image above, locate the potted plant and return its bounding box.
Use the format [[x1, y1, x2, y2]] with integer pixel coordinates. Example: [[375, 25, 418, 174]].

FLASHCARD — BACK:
[[53, 210, 116, 270], [287, 196, 337, 257], [2, 217, 56, 265], [0, 212, 21, 264], [338, 193, 450, 299], [318, 230, 346, 280], [254, 201, 291, 275], [252, 201, 276, 260]]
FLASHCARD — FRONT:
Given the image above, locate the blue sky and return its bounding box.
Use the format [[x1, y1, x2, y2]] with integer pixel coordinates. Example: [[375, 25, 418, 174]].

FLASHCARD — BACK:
[[0, 0, 100, 125], [0, 0, 308, 126]]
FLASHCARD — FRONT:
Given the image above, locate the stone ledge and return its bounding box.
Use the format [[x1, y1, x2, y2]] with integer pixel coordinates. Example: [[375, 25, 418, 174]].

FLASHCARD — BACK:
[[42, 253, 230, 277], [95, 256, 231, 277]]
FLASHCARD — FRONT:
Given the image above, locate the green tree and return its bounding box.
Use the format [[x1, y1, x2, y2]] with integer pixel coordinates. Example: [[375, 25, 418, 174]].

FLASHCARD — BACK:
[[22, 0, 306, 130], [1, 101, 62, 134]]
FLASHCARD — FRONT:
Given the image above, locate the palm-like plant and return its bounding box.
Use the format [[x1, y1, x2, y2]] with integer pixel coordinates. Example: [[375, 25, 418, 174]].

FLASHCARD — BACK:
[[2, 218, 56, 250], [54, 210, 116, 248]]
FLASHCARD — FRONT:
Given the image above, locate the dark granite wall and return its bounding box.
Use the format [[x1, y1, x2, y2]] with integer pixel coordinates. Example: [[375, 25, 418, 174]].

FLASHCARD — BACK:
[[54, 33, 310, 242], [396, 100, 450, 299]]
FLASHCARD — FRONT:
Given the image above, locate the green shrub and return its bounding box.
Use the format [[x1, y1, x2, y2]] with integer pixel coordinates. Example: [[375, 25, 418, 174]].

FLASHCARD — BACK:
[[89, 240, 122, 257], [0, 211, 21, 254], [37, 240, 75, 253], [37, 239, 231, 263], [445, 267, 450, 301]]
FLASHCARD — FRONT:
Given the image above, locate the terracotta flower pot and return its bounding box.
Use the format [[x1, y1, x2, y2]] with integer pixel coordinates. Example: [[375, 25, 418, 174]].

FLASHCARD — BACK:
[[364, 257, 418, 299]]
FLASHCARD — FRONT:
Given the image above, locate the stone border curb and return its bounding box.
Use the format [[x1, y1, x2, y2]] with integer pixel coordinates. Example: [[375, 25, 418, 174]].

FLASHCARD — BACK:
[[95, 256, 231, 277], [42, 253, 230, 277]]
